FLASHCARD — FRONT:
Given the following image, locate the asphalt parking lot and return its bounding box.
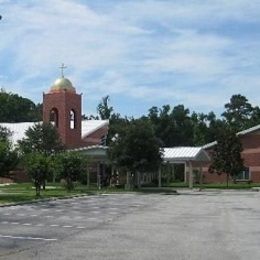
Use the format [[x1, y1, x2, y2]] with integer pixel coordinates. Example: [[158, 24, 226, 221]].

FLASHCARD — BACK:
[[0, 190, 260, 260]]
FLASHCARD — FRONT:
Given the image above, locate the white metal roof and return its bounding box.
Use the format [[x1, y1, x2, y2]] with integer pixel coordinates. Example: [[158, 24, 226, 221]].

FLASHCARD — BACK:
[[0, 122, 36, 146], [81, 120, 108, 139], [162, 147, 210, 162], [0, 120, 108, 146]]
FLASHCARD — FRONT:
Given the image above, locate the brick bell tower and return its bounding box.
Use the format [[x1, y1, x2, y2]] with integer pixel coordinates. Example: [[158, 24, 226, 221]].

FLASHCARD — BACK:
[[43, 64, 82, 148]]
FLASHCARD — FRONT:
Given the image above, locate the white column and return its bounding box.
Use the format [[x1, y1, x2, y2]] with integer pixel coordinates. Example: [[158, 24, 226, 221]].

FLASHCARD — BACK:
[[158, 166, 162, 188], [97, 163, 101, 190], [189, 161, 193, 189], [199, 165, 203, 188], [184, 162, 187, 183], [172, 163, 175, 181], [125, 171, 130, 190]]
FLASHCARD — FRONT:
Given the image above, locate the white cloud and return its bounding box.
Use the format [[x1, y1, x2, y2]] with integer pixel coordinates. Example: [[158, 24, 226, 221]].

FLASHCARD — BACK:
[[0, 0, 260, 116]]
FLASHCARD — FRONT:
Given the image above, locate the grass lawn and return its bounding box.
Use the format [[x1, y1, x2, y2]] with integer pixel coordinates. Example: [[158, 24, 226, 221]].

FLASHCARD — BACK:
[[1, 181, 260, 205], [0, 183, 125, 205], [167, 182, 260, 189]]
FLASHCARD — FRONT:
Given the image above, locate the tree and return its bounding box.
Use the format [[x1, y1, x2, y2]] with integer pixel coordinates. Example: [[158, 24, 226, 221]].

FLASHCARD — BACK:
[[107, 113, 129, 146], [0, 89, 42, 122], [0, 125, 11, 141], [222, 94, 255, 131], [97, 95, 113, 120], [0, 126, 18, 177], [18, 122, 63, 155], [24, 153, 52, 196], [209, 126, 244, 187], [147, 104, 194, 147], [191, 111, 226, 145], [109, 119, 162, 188], [191, 112, 209, 146], [171, 105, 193, 146], [18, 123, 63, 188], [56, 152, 87, 191]]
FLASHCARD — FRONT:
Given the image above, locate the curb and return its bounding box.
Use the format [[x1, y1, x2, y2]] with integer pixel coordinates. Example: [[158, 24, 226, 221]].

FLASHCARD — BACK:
[[0, 193, 96, 208]]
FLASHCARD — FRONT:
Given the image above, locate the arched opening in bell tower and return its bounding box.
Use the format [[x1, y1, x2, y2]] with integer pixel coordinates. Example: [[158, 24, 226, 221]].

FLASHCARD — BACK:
[[70, 109, 76, 129], [49, 108, 59, 127]]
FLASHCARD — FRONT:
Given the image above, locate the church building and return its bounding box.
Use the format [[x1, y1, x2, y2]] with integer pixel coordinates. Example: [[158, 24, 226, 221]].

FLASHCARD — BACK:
[[0, 69, 109, 183]]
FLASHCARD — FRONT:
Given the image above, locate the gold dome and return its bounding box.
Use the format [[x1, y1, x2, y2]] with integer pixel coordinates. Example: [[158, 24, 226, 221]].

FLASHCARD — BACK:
[[50, 77, 76, 93]]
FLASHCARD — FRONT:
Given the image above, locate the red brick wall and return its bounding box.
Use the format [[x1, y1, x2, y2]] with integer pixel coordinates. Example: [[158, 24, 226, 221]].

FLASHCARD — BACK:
[[43, 91, 82, 148], [0, 177, 14, 184], [203, 130, 260, 183], [82, 125, 109, 146]]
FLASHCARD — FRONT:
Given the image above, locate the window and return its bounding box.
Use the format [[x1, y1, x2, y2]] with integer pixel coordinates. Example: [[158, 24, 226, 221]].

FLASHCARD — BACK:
[[237, 167, 250, 180], [70, 109, 76, 129], [50, 108, 59, 127], [100, 135, 107, 146]]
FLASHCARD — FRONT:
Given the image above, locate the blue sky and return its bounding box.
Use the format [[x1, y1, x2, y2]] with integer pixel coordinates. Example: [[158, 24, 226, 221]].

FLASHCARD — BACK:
[[0, 0, 260, 117]]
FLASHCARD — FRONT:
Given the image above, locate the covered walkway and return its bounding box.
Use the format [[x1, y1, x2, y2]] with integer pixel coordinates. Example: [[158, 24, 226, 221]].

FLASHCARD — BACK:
[[160, 147, 211, 188]]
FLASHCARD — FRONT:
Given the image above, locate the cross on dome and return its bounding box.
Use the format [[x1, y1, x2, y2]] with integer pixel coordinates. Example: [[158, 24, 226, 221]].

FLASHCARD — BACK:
[[59, 63, 67, 78]]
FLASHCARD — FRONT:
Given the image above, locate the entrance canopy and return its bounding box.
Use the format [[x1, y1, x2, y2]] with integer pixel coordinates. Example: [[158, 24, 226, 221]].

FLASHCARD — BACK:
[[162, 147, 210, 163], [69, 145, 108, 162], [161, 147, 211, 188]]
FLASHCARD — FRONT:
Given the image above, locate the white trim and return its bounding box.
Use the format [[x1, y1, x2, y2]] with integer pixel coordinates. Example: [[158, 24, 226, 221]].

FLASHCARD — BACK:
[[68, 145, 108, 152], [202, 141, 217, 149], [237, 124, 260, 136], [203, 124, 260, 149]]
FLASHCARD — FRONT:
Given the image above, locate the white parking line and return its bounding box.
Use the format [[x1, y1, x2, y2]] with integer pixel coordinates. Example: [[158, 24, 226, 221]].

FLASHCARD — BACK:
[[35, 223, 44, 227], [0, 221, 86, 230], [0, 234, 57, 241], [87, 218, 99, 221]]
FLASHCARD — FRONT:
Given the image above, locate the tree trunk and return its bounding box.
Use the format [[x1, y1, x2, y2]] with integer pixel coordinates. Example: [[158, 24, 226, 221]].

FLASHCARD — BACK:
[[35, 182, 41, 197]]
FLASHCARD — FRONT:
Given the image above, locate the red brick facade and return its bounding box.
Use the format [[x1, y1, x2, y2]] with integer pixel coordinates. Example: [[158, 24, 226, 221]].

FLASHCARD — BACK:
[[82, 126, 109, 146], [203, 130, 260, 183], [240, 131, 260, 182], [43, 90, 82, 149]]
